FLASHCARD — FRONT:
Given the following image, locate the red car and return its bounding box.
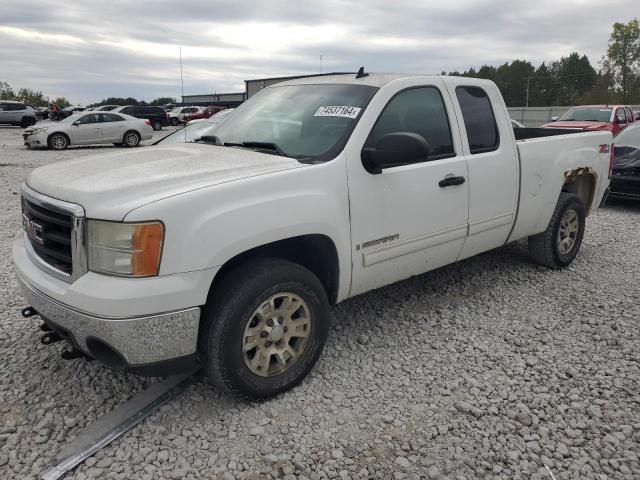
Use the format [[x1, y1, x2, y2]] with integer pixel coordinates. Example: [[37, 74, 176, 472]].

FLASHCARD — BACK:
[[184, 106, 226, 123], [541, 105, 636, 136]]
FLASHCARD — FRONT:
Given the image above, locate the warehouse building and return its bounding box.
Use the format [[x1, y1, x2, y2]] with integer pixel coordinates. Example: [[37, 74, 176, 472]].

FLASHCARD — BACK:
[[181, 72, 353, 106]]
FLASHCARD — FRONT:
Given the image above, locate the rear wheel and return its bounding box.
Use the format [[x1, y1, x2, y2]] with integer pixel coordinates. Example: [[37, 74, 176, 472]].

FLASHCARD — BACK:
[[151, 121, 162, 131], [171, 118, 179, 126], [48, 133, 69, 150], [199, 258, 329, 399], [528, 192, 585, 268], [122, 130, 141, 147]]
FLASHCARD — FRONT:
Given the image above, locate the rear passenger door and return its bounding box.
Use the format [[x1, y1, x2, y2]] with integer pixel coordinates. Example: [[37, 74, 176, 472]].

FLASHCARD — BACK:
[[99, 113, 127, 142], [443, 79, 519, 260], [347, 78, 470, 295]]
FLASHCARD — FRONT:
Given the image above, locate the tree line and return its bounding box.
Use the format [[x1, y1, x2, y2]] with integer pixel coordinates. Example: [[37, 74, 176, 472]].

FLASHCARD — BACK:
[[444, 19, 639, 107]]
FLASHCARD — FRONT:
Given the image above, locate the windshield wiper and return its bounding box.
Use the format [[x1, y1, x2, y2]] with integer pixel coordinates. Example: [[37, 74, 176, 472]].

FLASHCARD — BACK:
[[224, 141, 288, 157], [193, 135, 222, 145]]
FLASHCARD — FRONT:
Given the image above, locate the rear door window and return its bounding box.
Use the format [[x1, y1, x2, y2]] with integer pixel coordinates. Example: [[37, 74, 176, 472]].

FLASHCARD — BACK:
[[615, 108, 627, 124], [8, 103, 26, 111], [625, 107, 634, 123], [455, 86, 499, 154]]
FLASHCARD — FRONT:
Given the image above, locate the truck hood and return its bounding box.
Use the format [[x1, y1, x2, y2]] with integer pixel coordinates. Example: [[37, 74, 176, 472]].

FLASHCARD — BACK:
[[541, 120, 610, 130], [26, 143, 304, 220]]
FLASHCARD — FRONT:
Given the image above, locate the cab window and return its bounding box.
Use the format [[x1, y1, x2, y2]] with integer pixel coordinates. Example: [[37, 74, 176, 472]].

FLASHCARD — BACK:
[[456, 86, 499, 154], [365, 87, 455, 161]]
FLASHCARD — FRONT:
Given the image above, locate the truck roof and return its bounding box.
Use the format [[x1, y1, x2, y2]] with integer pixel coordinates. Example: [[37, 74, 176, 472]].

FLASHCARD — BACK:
[[277, 73, 493, 89]]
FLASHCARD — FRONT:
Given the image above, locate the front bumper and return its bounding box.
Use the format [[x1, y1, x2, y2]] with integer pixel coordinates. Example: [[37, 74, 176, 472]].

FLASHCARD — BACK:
[[13, 232, 217, 373], [23, 131, 48, 148]]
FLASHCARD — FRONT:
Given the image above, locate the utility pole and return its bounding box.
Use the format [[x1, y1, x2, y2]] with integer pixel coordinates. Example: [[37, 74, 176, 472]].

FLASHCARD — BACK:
[[179, 47, 184, 104], [320, 54, 323, 73], [525, 76, 532, 107]]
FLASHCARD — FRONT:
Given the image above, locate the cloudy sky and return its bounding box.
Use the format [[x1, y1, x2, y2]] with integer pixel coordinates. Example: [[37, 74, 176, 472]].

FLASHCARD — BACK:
[[0, 0, 637, 104]]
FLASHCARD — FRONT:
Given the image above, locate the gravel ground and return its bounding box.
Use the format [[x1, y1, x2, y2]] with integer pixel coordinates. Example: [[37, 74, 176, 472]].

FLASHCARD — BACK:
[[1, 125, 639, 480]]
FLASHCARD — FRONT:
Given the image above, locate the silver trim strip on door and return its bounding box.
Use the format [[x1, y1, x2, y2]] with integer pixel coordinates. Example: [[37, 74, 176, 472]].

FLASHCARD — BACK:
[[362, 225, 468, 267]]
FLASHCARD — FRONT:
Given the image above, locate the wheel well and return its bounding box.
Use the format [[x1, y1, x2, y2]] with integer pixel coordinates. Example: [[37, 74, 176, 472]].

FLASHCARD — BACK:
[[562, 168, 597, 214], [210, 235, 340, 305], [47, 132, 69, 143]]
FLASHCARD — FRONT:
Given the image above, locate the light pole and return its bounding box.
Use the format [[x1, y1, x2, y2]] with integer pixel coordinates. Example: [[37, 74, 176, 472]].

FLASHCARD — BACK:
[[179, 47, 184, 104]]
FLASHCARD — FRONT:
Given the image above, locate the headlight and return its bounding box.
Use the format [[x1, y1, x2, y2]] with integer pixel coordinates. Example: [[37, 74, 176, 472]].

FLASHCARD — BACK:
[[87, 220, 164, 277], [29, 127, 48, 135]]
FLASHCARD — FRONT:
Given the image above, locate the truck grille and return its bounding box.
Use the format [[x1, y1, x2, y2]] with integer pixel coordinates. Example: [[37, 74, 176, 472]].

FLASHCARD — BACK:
[[22, 196, 74, 275]]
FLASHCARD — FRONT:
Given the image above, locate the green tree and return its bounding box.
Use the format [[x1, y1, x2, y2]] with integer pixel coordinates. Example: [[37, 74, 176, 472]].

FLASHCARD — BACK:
[[150, 96, 177, 106], [551, 53, 597, 105], [17, 87, 48, 107], [494, 60, 535, 107], [0, 81, 15, 100], [602, 19, 640, 102], [51, 97, 71, 108]]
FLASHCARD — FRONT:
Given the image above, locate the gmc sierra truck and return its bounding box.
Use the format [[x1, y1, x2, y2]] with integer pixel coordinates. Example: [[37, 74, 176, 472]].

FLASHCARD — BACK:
[[14, 73, 612, 399]]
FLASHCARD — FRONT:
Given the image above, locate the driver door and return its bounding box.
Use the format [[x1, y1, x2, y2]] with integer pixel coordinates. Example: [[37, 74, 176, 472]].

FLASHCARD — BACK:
[[346, 78, 470, 295]]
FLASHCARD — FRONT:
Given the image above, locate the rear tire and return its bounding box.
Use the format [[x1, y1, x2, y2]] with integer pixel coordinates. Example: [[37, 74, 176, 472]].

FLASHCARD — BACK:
[[122, 130, 141, 147], [199, 258, 329, 399], [171, 118, 179, 126], [48, 133, 69, 150], [528, 192, 585, 268]]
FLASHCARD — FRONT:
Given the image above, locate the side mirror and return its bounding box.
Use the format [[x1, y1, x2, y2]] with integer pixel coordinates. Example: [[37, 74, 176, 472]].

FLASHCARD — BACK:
[[551, 116, 559, 122], [361, 132, 430, 174]]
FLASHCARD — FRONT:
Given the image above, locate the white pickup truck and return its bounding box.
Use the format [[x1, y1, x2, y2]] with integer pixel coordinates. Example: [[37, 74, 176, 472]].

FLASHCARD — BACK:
[[14, 73, 612, 399]]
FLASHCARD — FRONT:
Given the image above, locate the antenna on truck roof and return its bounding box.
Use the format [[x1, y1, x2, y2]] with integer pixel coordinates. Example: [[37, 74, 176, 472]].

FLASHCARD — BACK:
[[355, 66, 369, 79]]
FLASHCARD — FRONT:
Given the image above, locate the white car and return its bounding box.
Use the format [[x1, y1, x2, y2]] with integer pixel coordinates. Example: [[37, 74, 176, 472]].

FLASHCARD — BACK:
[[23, 111, 153, 150], [159, 109, 235, 145], [168, 106, 201, 126], [14, 74, 611, 398]]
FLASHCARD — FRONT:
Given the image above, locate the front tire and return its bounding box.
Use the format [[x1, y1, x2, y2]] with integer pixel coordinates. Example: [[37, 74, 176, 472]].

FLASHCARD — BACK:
[[151, 121, 162, 131], [21, 117, 35, 128], [48, 133, 69, 150], [123, 130, 141, 147], [200, 258, 329, 399], [171, 118, 179, 126], [528, 192, 585, 268]]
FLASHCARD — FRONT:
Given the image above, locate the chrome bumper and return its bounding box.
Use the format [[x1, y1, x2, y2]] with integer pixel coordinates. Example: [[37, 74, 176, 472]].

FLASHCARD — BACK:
[[17, 274, 200, 366]]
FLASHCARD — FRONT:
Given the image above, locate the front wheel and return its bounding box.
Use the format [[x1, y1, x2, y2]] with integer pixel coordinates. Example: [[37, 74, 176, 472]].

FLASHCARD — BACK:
[[199, 258, 329, 399], [48, 133, 69, 150], [170, 118, 179, 126], [151, 121, 162, 131], [528, 192, 585, 268]]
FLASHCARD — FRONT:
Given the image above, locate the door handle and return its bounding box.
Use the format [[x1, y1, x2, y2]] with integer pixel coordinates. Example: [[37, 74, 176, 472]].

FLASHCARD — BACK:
[[439, 175, 466, 187]]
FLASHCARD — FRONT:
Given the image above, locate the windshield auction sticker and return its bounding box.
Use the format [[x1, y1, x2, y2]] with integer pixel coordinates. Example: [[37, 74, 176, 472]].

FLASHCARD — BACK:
[[314, 106, 361, 119]]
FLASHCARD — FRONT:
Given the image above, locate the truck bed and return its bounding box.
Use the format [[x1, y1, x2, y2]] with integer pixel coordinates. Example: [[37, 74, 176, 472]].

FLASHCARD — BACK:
[[514, 127, 584, 141], [508, 129, 612, 243]]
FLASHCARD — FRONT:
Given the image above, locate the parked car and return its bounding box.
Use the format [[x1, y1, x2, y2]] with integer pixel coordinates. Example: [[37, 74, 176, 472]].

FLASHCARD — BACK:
[[112, 105, 169, 131], [542, 105, 635, 136], [93, 105, 119, 112], [609, 124, 640, 199], [168, 106, 201, 126], [158, 108, 235, 144], [33, 106, 50, 121], [0, 101, 37, 127], [184, 106, 226, 123], [23, 111, 153, 150], [14, 74, 611, 398]]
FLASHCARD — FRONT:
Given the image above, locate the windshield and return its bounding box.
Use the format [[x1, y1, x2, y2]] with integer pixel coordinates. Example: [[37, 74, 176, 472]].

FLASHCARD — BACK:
[[157, 110, 235, 145], [614, 125, 640, 147], [209, 84, 377, 160], [559, 107, 612, 122]]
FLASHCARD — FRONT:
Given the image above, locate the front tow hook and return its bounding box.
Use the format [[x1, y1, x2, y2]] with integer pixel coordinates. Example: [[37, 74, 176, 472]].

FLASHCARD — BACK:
[[22, 306, 38, 318]]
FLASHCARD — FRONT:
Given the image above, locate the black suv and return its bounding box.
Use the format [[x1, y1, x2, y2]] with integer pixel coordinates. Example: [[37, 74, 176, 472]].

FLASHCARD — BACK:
[[113, 105, 169, 131]]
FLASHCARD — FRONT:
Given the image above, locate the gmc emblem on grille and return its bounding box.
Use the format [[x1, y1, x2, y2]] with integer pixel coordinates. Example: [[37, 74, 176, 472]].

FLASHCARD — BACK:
[[22, 214, 45, 245]]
